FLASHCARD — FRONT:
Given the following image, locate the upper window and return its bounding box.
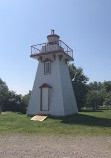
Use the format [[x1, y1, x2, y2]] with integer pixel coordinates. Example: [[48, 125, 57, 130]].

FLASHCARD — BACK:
[[44, 61, 51, 74]]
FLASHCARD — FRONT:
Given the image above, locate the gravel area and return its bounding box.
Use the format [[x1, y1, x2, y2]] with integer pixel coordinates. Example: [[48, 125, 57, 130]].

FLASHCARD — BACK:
[[0, 135, 111, 158]]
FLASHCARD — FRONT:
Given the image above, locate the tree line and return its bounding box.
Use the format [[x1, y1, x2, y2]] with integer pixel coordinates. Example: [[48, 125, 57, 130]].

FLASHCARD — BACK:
[[0, 78, 31, 113], [0, 63, 111, 113], [69, 64, 111, 111]]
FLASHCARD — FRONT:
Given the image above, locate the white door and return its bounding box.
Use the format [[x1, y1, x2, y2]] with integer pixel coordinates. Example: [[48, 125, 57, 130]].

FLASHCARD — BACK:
[[42, 88, 49, 111]]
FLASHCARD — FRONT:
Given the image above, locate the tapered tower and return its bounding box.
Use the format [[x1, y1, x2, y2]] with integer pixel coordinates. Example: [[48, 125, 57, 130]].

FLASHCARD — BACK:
[[27, 30, 78, 116]]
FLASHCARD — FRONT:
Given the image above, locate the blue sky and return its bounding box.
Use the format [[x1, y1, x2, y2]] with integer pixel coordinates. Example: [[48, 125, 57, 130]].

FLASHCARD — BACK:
[[0, 0, 111, 95]]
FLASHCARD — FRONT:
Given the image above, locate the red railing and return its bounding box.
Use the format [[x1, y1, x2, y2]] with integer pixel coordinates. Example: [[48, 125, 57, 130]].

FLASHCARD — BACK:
[[31, 40, 73, 58]]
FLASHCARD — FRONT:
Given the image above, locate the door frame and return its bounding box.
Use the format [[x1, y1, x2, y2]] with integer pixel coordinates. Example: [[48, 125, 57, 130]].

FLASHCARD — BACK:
[[39, 83, 52, 111]]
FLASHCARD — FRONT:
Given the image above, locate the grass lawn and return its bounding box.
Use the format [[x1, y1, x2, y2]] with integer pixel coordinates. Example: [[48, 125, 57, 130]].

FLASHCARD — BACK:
[[0, 110, 111, 136]]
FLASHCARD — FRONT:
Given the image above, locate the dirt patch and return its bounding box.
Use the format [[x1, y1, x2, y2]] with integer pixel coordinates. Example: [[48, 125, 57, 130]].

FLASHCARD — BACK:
[[0, 135, 111, 158]]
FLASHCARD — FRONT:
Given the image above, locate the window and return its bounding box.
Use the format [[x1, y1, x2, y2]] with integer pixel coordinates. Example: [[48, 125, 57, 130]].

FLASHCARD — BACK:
[[44, 61, 51, 74]]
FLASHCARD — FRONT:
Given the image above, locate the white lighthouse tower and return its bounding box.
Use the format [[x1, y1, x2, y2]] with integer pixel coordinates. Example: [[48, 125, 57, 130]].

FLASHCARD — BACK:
[[27, 30, 78, 116]]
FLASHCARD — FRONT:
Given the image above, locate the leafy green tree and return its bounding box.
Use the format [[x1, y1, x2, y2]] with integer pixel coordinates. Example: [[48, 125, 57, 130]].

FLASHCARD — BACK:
[[7, 91, 31, 114], [86, 90, 103, 110], [0, 78, 9, 111], [69, 64, 89, 111], [7, 91, 23, 112], [0, 77, 31, 113], [102, 81, 111, 108], [102, 81, 111, 93], [103, 92, 111, 108], [21, 91, 31, 110], [88, 81, 102, 91]]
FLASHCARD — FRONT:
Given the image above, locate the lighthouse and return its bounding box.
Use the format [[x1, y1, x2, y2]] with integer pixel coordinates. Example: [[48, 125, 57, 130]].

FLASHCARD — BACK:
[[27, 30, 78, 116]]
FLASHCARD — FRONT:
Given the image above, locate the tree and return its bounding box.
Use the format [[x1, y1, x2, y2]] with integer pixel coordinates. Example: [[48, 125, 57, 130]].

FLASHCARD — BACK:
[[0, 77, 31, 113], [7, 91, 23, 112], [88, 81, 102, 91], [102, 81, 111, 108], [103, 92, 111, 108], [0, 78, 9, 111], [7, 91, 31, 114], [86, 90, 103, 110], [102, 81, 111, 93], [21, 91, 31, 110], [68, 64, 89, 111]]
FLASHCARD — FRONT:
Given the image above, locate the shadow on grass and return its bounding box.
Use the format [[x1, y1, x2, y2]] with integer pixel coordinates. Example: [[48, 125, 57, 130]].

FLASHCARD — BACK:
[[99, 108, 111, 111], [51, 114, 111, 127], [82, 110, 103, 112], [82, 109, 111, 112]]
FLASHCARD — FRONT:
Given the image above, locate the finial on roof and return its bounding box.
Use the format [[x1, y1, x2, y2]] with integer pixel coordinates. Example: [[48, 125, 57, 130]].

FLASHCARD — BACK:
[[51, 29, 55, 34]]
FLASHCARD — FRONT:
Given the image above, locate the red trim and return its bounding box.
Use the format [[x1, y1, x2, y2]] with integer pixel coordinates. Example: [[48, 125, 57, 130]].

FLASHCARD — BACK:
[[59, 55, 63, 61], [53, 54, 56, 60], [43, 58, 53, 62], [48, 88, 49, 111], [48, 42, 59, 45], [44, 61, 51, 75], [30, 50, 63, 57], [44, 61, 45, 74], [38, 56, 42, 62], [39, 84, 52, 111], [30, 50, 74, 61], [65, 59, 69, 64], [40, 88, 42, 111], [39, 83, 52, 88], [50, 62, 51, 74], [47, 34, 60, 38]]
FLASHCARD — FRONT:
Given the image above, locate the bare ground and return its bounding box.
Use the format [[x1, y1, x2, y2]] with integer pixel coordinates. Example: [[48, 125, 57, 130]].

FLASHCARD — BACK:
[[0, 135, 111, 158]]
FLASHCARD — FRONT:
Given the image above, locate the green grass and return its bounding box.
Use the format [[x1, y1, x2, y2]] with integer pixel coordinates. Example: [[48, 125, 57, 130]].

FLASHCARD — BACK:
[[0, 110, 111, 136]]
